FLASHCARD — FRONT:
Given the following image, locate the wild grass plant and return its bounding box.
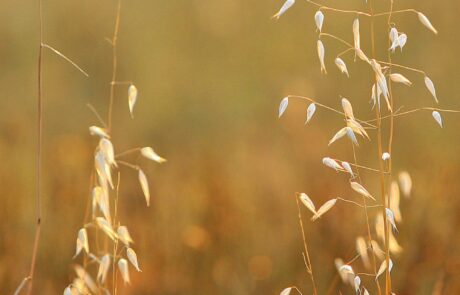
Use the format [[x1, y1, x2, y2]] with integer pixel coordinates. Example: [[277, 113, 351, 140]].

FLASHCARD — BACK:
[[274, 0, 460, 294], [16, 1, 166, 294], [61, 1, 167, 294]]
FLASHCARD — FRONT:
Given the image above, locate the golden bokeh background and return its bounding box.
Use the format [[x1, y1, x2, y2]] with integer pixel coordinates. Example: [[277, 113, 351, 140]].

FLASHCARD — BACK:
[[0, 0, 460, 294]]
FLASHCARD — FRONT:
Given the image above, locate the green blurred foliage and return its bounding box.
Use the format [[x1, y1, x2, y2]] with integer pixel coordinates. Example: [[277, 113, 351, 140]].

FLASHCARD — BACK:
[[0, 0, 460, 294]]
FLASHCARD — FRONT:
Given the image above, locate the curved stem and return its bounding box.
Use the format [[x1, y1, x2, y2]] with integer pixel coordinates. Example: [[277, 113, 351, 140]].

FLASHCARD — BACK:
[[332, 158, 385, 173], [115, 147, 141, 158], [305, 0, 371, 16], [42, 43, 89, 77], [337, 197, 382, 209], [287, 95, 377, 129], [377, 60, 426, 75], [117, 160, 140, 171], [374, 9, 417, 17], [320, 33, 353, 48], [364, 107, 460, 123], [87, 103, 108, 128]]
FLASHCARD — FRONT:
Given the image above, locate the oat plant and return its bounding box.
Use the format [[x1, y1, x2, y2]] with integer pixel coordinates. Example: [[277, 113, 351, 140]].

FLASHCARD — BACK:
[[273, 0, 459, 294], [63, 1, 166, 294]]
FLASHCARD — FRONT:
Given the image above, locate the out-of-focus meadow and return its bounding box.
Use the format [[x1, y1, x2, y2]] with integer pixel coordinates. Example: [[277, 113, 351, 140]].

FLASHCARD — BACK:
[[1, 0, 460, 294]]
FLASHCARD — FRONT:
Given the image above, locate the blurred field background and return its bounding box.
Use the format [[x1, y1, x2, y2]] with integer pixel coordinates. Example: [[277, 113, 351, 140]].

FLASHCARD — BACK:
[[1, 0, 460, 294]]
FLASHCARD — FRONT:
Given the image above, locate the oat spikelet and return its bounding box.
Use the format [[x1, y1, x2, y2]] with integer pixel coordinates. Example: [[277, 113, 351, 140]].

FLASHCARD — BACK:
[[117, 225, 134, 246], [305, 103, 316, 124], [356, 236, 370, 269], [322, 157, 343, 171], [317, 40, 327, 74], [272, 0, 295, 19], [398, 171, 412, 197], [390, 73, 412, 86], [311, 198, 337, 221], [63, 287, 72, 295], [97, 255, 111, 283], [370, 59, 391, 111], [75, 228, 89, 257], [376, 259, 393, 281], [329, 127, 348, 145], [96, 217, 117, 241], [314, 11, 324, 32], [350, 182, 376, 201], [347, 119, 369, 140], [335, 58, 349, 77], [341, 98, 355, 119], [89, 126, 110, 139], [298, 193, 316, 215], [118, 258, 131, 285], [341, 161, 354, 177], [128, 84, 138, 118], [353, 18, 360, 49], [127, 248, 142, 272], [389, 27, 399, 52], [278, 97, 289, 118], [382, 152, 391, 161], [432, 111, 443, 127], [141, 147, 167, 163], [138, 169, 150, 207], [424, 76, 438, 103], [354, 276, 361, 293], [390, 181, 402, 223], [385, 208, 398, 232], [280, 287, 293, 295], [99, 138, 117, 167], [418, 12, 438, 34], [399, 33, 408, 50]]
